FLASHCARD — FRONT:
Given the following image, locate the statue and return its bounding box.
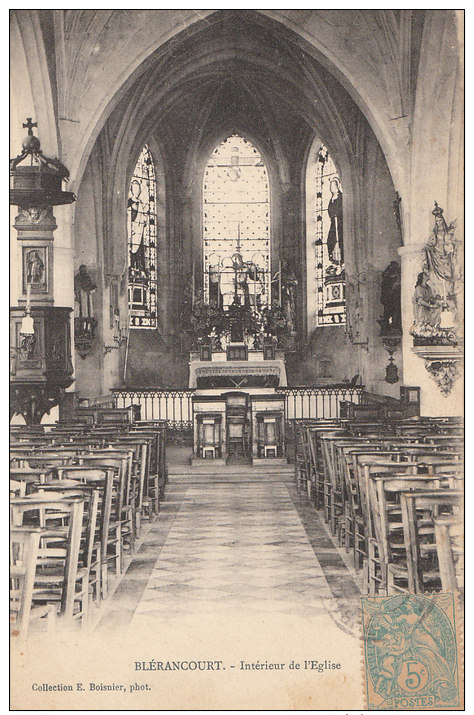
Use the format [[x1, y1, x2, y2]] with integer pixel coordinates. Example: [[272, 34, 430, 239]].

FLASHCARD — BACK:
[[379, 261, 401, 332], [74, 265, 97, 319], [26, 250, 44, 284], [423, 203, 459, 316], [411, 203, 461, 345], [410, 271, 442, 337]]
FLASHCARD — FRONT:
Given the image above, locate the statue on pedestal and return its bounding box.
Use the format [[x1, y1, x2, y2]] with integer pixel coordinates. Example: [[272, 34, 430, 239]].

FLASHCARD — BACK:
[[423, 203, 458, 313], [411, 203, 461, 345]]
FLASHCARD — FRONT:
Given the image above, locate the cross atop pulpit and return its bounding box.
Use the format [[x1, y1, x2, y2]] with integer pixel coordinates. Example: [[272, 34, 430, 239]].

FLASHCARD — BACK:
[[23, 118, 38, 135]]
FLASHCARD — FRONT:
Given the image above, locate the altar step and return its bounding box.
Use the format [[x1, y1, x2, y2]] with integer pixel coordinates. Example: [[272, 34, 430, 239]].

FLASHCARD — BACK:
[[168, 462, 295, 480]]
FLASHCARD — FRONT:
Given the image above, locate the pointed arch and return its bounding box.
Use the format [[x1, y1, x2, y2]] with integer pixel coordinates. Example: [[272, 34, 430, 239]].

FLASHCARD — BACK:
[[202, 134, 271, 310]]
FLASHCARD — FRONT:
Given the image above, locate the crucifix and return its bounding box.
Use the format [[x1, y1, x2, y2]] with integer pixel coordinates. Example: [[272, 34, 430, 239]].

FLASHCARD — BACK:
[[232, 221, 243, 300]]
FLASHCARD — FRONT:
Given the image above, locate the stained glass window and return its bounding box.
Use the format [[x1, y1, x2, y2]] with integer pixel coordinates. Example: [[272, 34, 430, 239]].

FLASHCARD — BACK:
[[127, 145, 158, 328], [308, 144, 346, 327], [202, 135, 271, 311]]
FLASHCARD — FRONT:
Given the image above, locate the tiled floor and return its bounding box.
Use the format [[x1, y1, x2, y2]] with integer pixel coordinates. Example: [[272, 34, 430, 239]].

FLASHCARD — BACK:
[[97, 472, 361, 634]]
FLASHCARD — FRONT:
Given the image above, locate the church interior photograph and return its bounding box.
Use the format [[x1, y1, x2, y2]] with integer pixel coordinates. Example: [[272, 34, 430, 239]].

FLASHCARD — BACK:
[[10, 9, 463, 710]]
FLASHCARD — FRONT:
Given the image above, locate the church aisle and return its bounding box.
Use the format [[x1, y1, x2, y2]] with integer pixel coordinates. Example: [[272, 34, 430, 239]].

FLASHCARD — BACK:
[[97, 477, 361, 634]]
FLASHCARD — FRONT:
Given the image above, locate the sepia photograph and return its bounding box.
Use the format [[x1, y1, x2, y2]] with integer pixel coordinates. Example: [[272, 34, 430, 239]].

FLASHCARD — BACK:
[[9, 8, 463, 710]]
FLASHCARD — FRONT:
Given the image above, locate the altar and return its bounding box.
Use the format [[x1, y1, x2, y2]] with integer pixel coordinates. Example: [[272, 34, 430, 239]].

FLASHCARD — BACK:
[[190, 347, 287, 465]]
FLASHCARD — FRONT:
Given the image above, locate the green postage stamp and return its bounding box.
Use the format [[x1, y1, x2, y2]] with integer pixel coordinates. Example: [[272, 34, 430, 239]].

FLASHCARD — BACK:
[[361, 593, 461, 710]]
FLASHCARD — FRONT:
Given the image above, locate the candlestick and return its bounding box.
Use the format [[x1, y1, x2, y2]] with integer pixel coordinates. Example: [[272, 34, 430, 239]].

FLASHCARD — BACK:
[[192, 261, 195, 307], [26, 281, 31, 311]]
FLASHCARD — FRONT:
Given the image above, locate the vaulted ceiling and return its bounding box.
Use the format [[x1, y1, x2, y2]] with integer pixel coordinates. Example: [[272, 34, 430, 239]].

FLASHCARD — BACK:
[[99, 10, 376, 197], [11, 9, 432, 194]]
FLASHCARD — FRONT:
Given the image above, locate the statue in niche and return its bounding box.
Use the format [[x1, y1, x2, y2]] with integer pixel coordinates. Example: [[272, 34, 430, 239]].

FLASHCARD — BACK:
[[379, 261, 401, 332], [327, 177, 343, 265], [26, 250, 45, 285]]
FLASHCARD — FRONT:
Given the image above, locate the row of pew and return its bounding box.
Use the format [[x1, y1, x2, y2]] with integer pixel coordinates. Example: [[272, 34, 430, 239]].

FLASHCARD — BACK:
[[294, 416, 464, 597], [10, 418, 167, 640]]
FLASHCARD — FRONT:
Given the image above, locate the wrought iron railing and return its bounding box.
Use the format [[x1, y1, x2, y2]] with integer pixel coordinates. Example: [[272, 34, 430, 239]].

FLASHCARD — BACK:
[[112, 389, 194, 429], [111, 385, 364, 427], [277, 386, 363, 421]]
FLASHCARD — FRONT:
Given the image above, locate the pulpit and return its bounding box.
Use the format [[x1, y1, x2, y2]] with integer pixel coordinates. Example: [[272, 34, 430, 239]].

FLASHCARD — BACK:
[[10, 120, 76, 424], [10, 306, 74, 423]]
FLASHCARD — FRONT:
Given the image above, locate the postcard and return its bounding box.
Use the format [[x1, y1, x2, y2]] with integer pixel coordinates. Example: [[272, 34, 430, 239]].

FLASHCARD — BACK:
[[10, 9, 463, 710]]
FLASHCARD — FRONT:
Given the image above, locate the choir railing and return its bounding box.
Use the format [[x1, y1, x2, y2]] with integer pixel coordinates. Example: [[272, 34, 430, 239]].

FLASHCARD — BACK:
[[112, 389, 194, 429], [277, 386, 363, 420], [111, 385, 364, 428]]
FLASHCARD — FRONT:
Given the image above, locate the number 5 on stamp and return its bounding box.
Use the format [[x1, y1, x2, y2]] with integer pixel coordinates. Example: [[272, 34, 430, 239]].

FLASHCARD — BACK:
[[361, 593, 462, 710]]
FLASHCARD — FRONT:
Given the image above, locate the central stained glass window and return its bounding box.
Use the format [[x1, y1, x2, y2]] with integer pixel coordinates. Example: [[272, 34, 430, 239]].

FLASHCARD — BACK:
[[202, 135, 271, 311]]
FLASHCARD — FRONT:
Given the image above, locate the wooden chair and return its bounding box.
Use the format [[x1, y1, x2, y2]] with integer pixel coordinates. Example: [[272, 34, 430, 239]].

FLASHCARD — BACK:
[[10, 527, 56, 640], [10, 496, 89, 628], [368, 475, 460, 595], [53, 466, 114, 599], [130, 429, 165, 512], [400, 489, 463, 593], [294, 426, 308, 495], [319, 432, 346, 532], [433, 515, 464, 593], [34, 482, 102, 607], [79, 453, 134, 573]]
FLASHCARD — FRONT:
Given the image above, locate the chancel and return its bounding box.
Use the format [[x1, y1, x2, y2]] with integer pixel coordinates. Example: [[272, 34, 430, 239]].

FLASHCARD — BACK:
[[9, 11, 464, 708]]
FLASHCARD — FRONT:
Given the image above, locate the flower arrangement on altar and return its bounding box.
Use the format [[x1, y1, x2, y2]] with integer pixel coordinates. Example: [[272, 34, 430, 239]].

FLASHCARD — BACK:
[[261, 301, 291, 342], [188, 294, 229, 349], [185, 292, 291, 351]]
